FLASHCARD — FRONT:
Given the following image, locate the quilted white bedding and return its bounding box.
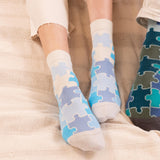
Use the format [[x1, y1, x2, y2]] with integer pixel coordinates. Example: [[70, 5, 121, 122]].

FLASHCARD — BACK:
[[0, 0, 160, 159]]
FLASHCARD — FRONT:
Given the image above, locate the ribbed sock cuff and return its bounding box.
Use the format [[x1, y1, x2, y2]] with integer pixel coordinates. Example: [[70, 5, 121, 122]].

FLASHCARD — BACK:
[[90, 19, 113, 35], [46, 50, 72, 69]]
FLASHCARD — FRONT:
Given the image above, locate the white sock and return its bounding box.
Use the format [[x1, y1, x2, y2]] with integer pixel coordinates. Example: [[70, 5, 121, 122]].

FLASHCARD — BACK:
[[89, 19, 121, 122], [47, 50, 105, 151]]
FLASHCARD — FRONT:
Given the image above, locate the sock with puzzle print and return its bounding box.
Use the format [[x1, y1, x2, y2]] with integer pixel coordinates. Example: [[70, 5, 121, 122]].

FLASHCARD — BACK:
[[89, 19, 121, 122], [47, 50, 105, 151], [126, 19, 160, 131]]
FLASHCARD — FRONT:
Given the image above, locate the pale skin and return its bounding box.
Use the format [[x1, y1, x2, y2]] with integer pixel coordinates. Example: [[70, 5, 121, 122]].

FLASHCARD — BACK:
[[38, 0, 112, 57]]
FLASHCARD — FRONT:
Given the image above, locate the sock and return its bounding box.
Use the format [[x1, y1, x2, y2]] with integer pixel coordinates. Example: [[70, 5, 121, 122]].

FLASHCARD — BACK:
[[89, 19, 121, 122], [126, 19, 160, 131], [47, 50, 105, 151]]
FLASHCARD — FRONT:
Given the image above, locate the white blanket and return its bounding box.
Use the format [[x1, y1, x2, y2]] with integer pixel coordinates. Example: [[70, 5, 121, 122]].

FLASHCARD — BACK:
[[0, 0, 160, 159]]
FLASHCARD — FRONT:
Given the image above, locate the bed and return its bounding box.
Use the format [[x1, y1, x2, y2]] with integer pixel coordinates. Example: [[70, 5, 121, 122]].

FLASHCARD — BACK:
[[0, 0, 160, 159]]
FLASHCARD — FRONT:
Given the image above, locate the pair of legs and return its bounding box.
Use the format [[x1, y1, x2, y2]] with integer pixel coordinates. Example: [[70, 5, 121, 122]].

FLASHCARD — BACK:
[[27, 0, 121, 151], [35, 0, 160, 151], [38, 0, 112, 56]]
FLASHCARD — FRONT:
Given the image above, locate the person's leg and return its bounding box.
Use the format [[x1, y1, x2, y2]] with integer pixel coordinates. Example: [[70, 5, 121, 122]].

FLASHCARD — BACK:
[[126, 20, 160, 131], [126, 0, 160, 131], [87, 0, 112, 22], [38, 24, 69, 56], [26, 0, 105, 151], [86, 0, 121, 122]]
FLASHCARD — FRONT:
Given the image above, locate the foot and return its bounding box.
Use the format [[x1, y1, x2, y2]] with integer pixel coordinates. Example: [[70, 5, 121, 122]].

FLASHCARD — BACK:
[[88, 19, 121, 123], [126, 20, 160, 131]]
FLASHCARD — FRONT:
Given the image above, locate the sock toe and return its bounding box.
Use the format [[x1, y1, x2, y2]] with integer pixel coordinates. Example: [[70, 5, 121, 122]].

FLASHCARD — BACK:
[[92, 102, 120, 122], [68, 128, 105, 151]]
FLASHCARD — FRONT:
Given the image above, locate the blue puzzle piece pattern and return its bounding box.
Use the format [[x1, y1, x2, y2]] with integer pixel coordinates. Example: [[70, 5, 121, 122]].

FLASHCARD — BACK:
[[59, 86, 80, 108], [144, 28, 160, 48], [153, 64, 160, 74], [95, 58, 114, 76], [114, 87, 121, 106], [93, 33, 112, 48], [62, 125, 76, 143], [50, 63, 101, 143], [138, 56, 160, 75], [89, 32, 121, 108], [111, 46, 115, 61], [129, 85, 150, 113], [88, 114, 100, 128], [126, 109, 131, 117], [89, 91, 103, 107], [99, 88, 115, 103], [126, 27, 160, 118], [152, 72, 160, 90], [91, 65, 100, 78], [146, 89, 160, 108], [151, 108, 160, 117], [60, 94, 100, 143], [69, 114, 94, 134], [93, 73, 116, 93], [69, 71, 79, 86], [51, 62, 69, 79]]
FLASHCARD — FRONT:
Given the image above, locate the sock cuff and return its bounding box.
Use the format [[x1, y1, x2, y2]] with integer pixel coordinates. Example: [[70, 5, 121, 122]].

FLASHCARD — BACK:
[[46, 50, 72, 69], [90, 19, 113, 35]]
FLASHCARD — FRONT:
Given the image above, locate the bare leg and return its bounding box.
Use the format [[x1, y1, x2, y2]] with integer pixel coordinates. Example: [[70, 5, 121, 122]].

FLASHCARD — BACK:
[[86, 0, 112, 22], [38, 23, 69, 56], [86, 0, 121, 122]]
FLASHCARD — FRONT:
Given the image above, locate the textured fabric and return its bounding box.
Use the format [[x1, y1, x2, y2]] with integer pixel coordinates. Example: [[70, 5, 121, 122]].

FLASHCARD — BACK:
[[46, 50, 105, 151], [137, 0, 160, 28], [89, 19, 120, 122], [0, 0, 160, 159], [26, 0, 69, 39], [126, 20, 160, 131]]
